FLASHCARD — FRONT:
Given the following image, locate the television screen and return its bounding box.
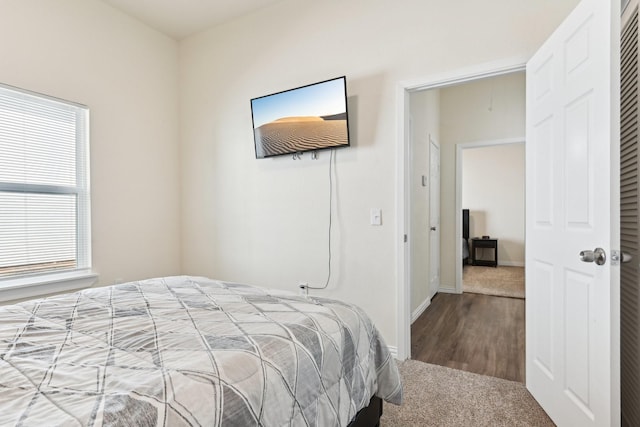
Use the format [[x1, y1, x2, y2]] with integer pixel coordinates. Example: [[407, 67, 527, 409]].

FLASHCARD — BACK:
[[250, 76, 350, 159]]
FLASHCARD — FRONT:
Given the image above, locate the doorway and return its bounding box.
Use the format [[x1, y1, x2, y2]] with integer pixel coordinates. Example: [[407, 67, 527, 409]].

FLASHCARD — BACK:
[[406, 72, 527, 382], [458, 140, 525, 299], [399, 2, 620, 423], [397, 63, 526, 361]]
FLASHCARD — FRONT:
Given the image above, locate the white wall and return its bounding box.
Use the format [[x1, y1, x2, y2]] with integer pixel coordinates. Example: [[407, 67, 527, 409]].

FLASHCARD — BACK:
[[439, 71, 526, 288], [409, 90, 439, 315], [179, 1, 578, 347], [0, 0, 181, 292], [462, 144, 525, 266]]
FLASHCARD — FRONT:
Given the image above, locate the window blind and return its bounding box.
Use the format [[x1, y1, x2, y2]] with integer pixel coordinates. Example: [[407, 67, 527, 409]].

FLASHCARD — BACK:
[[0, 84, 90, 279]]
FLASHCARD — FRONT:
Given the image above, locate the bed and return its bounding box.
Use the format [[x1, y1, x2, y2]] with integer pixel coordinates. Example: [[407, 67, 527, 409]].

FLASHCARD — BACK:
[[0, 276, 402, 426]]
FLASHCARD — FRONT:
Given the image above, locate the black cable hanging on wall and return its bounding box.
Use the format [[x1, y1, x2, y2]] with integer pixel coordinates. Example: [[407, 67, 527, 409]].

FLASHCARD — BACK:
[[306, 148, 334, 290]]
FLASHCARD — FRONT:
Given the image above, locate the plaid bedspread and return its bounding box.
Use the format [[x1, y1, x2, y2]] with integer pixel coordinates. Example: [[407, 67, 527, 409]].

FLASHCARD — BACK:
[[0, 276, 402, 426]]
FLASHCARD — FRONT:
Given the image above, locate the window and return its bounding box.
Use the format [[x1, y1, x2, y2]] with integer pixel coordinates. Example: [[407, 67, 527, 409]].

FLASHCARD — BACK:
[[0, 83, 91, 286]]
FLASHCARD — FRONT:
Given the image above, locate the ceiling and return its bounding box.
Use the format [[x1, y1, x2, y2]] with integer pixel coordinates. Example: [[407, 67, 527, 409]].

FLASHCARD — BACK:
[[101, 0, 282, 40]]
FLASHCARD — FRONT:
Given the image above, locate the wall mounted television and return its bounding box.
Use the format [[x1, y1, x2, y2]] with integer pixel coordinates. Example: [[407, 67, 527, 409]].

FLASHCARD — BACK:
[[250, 76, 350, 159]]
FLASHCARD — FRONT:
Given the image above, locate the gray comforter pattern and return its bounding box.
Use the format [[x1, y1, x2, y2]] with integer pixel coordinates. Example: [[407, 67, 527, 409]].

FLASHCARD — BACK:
[[0, 276, 402, 426]]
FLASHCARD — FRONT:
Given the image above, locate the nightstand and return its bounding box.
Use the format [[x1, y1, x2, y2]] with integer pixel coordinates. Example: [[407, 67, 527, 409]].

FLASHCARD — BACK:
[[471, 238, 498, 267]]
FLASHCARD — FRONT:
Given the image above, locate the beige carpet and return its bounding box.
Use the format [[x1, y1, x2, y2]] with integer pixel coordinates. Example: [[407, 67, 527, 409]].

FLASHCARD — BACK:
[[381, 359, 554, 426], [463, 265, 525, 299]]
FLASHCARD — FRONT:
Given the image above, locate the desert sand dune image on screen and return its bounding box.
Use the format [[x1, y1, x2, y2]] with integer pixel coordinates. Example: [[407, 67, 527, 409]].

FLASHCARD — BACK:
[[254, 113, 348, 157]]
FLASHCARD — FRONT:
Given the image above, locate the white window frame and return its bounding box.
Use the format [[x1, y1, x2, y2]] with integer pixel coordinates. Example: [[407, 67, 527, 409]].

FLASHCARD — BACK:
[[0, 83, 97, 302]]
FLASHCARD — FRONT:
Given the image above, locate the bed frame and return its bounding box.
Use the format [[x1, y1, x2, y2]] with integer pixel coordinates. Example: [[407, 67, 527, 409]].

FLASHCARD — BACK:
[[348, 396, 382, 427]]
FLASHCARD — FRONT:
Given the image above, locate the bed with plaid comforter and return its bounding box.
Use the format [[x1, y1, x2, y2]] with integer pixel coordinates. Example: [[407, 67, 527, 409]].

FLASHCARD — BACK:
[[0, 276, 402, 426]]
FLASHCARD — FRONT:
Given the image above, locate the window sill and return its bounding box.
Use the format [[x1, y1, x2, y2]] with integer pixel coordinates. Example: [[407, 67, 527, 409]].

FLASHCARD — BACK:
[[0, 270, 98, 304]]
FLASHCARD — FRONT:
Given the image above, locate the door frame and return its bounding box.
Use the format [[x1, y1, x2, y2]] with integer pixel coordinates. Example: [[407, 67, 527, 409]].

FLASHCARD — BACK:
[[429, 135, 441, 300], [454, 137, 525, 294], [396, 59, 526, 360]]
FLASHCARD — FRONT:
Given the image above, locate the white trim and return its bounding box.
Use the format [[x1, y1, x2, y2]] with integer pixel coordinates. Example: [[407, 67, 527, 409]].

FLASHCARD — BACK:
[[396, 58, 527, 361], [398, 59, 528, 93], [455, 137, 525, 150], [437, 286, 458, 294], [428, 136, 441, 301], [499, 261, 525, 267], [77, 109, 92, 270], [0, 81, 87, 109], [411, 298, 431, 324], [455, 137, 525, 294], [0, 270, 98, 303], [396, 82, 411, 361]]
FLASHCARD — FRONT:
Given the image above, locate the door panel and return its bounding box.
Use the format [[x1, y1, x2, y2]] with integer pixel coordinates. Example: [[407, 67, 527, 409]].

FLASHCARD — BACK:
[[565, 94, 594, 226], [526, 0, 619, 425], [531, 260, 554, 378], [564, 269, 592, 415], [534, 117, 555, 226]]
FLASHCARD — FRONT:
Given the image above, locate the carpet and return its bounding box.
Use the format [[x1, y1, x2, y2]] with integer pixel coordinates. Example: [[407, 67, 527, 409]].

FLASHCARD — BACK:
[[463, 265, 525, 299], [381, 359, 554, 426]]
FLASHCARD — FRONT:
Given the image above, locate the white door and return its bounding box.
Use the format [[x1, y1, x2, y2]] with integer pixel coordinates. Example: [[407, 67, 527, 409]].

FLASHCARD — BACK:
[[526, 0, 620, 425], [429, 137, 440, 299]]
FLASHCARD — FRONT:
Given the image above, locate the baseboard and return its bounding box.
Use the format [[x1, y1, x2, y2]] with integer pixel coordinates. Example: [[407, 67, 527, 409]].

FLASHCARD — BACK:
[[498, 261, 525, 267], [411, 298, 431, 324], [437, 286, 459, 294]]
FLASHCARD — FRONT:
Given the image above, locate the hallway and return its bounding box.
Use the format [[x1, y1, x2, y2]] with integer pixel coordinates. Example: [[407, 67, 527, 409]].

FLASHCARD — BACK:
[[411, 292, 525, 383]]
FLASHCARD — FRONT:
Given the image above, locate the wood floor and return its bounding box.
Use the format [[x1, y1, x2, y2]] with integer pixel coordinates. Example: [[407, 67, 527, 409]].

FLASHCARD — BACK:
[[411, 292, 525, 383]]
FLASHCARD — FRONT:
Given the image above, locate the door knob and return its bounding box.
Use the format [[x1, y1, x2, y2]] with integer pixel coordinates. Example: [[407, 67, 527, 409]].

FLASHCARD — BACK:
[[579, 247, 606, 265], [430, 227, 436, 231]]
